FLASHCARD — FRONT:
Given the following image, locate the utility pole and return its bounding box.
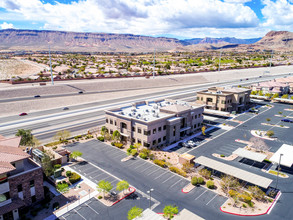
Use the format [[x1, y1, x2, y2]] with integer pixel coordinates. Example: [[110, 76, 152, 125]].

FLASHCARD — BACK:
[[153, 49, 156, 79], [269, 50, 273, 74], [49, 45, 54, 85], [218, 50, 222, 73]]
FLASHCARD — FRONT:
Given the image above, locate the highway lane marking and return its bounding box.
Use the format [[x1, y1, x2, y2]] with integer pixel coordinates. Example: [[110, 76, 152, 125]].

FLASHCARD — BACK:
[[168, 179, 182, 188], [74, 209, 87, 220], [154, 172, 169, 180], [206, 194, 218, 205], [194, 189, 207, 200], [162, 175, 176, 184], [85, 203, 100, 215]]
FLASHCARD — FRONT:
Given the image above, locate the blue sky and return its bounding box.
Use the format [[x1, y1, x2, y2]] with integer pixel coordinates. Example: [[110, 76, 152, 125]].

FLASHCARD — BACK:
[[0, 0, 292, 39]]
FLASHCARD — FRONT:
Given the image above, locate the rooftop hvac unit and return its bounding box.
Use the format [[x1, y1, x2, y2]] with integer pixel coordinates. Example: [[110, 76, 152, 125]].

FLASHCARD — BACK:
[[128, 113, 132, 116], [144, 117, 148, 121]]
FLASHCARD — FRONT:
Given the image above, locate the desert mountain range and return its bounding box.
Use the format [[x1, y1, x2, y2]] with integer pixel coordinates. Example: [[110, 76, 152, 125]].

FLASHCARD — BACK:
[[0, 29, 292, 52]]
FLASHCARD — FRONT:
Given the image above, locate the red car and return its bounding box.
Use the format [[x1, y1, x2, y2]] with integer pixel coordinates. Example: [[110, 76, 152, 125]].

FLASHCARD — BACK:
[[19, 113, 27, 116]]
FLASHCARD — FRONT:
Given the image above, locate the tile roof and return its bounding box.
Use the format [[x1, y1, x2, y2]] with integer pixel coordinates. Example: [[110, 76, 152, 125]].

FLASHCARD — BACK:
[[0, 136, 21, 148]]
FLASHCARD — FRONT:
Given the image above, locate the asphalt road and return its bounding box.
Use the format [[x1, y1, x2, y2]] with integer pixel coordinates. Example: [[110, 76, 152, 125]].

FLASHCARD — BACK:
[[0, 73, 291, 143]]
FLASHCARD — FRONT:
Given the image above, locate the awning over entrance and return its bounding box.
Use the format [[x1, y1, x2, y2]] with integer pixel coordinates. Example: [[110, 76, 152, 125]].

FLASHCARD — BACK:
[[270, 144, 293, 167], [233, 148, 267, 162], [194, 156, 273, 189]]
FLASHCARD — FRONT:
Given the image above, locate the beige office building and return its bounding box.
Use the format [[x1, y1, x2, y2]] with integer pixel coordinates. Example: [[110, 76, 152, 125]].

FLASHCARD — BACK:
[[105, 99, 205, 148], [196, 87, 251, 113]]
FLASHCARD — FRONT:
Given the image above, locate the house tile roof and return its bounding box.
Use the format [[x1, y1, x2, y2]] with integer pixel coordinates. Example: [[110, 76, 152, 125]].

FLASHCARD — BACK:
[[0, 136, 21, 148]]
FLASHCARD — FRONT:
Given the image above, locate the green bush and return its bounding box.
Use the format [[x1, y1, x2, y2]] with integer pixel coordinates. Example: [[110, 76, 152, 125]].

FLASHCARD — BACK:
[[239, 194, 252, 203], [114, 143, 123, 148], [56, 182, 69, 193], [197, 177, 205, 185], [98, 195, 102, 199], [69, 172, 81, 184], [191, 177, 198, 186], [242, 203, 247, 208], [66, 171, 72, 177], [229, 189, 238, 197], [111, 142, 115, 146], [169, 166, 187, 177], [129, 145, 135, 149], [131, 149, 138, 156], [127, 148, 132, 154], [206, 180, 214, 189], [153, 159, 166, 168], [248, 201, 254, 207], [139, 153, 148, 159], [220, 154, 225, 157], [97, 136, 104, 142], [149, 154, 155, 160], [54, 164, 61, 170], [263, 159, 272, 163], [44, 140, 62, 147]]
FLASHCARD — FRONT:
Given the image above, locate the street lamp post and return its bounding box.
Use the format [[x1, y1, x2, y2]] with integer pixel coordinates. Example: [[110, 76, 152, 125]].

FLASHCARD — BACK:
[[88, 189, 91, 199], [147, 189, 154, 210], [78, 195, 80, 205], [275, 153, 283, 190]]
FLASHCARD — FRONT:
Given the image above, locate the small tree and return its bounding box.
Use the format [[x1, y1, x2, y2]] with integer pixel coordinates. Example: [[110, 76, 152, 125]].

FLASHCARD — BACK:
[[100, 126, 108, 139], [266, 118, 271, 122], [221, 175, 241, 194], [266, 130, 274, 137], [53, 130, 71, 144], [41, 153, 54, 177], [281, 94, 289, 99], [116, 180, 129, 194], [127, 206, 143, 220], [112, 130, 121, 143], [32, 136, 42, 147], [16, 129, 33, 146], [248, 186, 266, 201], [97, 180, 113, 197], [163, 205, 178, 219], [182, 162, 194, 173], [199, 168, 211, 179], [249, 137, 269, 152], [272, 93, 279, 99], [70, 151, 83, 160], [201, 126, 206, 136]]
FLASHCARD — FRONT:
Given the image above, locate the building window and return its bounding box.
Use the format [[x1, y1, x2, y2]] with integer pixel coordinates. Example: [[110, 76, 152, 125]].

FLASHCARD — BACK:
[[114, 121, 117, 126], [197, 97, 199, 100], [106, 118, 108, 123], [153, 128, 156, 134], [138, 128, 142, 134], [198, 123, 200, 127], [153, 140, 156, 145], [132, 126, 135, 132], [158, 138, 161, 143], [163, 125, 166, 130], [198, 114, 201, 118], [144, 130, 150, 136], [144, 142, 150, 148], [173, 126, 176, 136], [194, 124, 196, 129], [158, 127, 161, 132], [201, 97, 203, 101], [131, 138, 135, 143], [207, 98, 213, 102], [110, 119, 113, 125], [110, 129, 113, 134], [137, 139, 141, 144], [163, 136, 166, 141], [30, 180, 35, 188], [194, 115, 197, 119], [17, 184, 22, 192], [121, 122, 127, 129]]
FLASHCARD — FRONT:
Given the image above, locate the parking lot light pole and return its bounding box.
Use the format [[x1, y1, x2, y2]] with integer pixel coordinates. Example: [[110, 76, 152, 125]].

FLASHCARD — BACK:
[[276, 153, 283, 190], [78, 195, 80, 205], [88, 189, 90, 199], [147, 189, 154, 210]]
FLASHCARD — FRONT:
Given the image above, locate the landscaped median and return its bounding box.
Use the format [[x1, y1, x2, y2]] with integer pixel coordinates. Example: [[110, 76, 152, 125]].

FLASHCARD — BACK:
[[220, 191, 282, 216], [96, 187, 136, 206]]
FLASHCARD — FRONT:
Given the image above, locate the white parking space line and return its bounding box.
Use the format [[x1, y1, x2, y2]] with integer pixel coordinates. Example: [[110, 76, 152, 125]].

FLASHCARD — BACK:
[[154, 172, 169, 180], [85, 203, 100, 215], [195, 189, 207, 200], [127, 159, 142, 166], [110, 150, 124, 157], [168, 179, 182, 188], [75, 209, 87, 220], [138, 164, 154, 173], [60, 216, 66, 220], [133, 162, 147, 170], [146, 168, 160, 176], [162, 175, 176, 184], [86, 169, 101, 176], [206, 194, 218, 205], [92, 172, 108, 179]]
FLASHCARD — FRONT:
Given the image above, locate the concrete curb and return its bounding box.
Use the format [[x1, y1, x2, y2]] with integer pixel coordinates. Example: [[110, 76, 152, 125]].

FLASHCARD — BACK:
[[220, 191, 281, 216], [111, 187, 136, 206]]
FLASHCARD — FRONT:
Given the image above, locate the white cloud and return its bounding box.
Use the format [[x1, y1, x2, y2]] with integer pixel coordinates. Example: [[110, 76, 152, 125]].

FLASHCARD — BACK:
[[0, 0, 259, 38], [0, 22, 14, 29], [224, 0, 252, 3], [261, 0, 293, 27]]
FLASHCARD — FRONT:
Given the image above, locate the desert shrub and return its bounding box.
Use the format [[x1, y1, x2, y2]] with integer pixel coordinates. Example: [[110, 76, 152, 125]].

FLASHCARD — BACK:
[[199, 168, 211, 179], [191, 177, 198, 186], [197, 177, 205, 185], [242, 203, 247, 208], [248, 201, 254, 207], [239, 194, 252, 203], [130, 145, 135, 149], [131, 149, 137, 156], [141, 148, 150, 156], [220, 154, 225, 157], [266, 130, 274, 137], [206, 180, 214, 189], [98, 196, 102, 199], [229, 189, 238, 198], [54, 164, 61, 170], [56, 182, 68, 193], [154, 159, 166, 168], [114, 143, 123, 148], [69, 172, 81, 184], [111, 142, 115, 146], [97, 136, 104, 142], [66, 171, 72, 177], [139, 153, 148, 159], [169, 166, 187, 177], [149, 154, 155, 160], [127, 148, 132, 154]]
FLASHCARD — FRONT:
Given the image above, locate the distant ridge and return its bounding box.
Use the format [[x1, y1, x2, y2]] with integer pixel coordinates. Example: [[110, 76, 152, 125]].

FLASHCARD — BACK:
[[0, 29, 292, 52]]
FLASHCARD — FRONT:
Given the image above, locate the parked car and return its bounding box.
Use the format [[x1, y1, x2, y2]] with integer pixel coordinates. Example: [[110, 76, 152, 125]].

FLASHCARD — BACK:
[[34, 95, 41, 98], [63, 107, 69, 110], [281, 119, 293, 123], [19, 113, 28, 116], [249, 109, 259, 113], [78, 91, 83, 94]]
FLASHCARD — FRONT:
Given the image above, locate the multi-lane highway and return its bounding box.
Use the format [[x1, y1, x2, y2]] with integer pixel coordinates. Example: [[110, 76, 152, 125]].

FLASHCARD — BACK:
[[0, 73, 291, 143]]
